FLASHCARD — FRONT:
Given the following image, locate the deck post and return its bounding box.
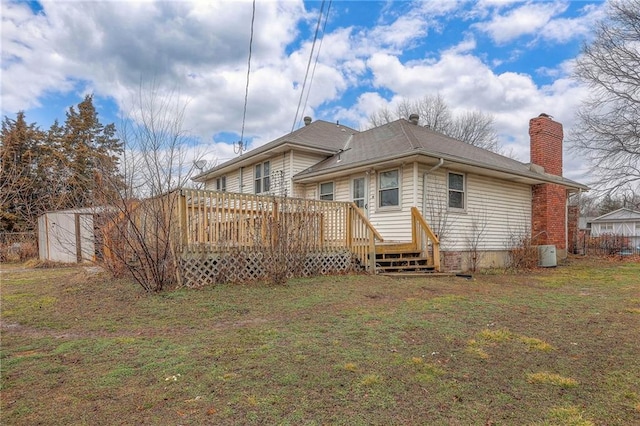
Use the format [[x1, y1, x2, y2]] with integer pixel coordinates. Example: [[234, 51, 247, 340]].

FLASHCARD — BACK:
[[346, 205, 352, 248], [368, 227, 376, 272], [178, 191, 188, 252]]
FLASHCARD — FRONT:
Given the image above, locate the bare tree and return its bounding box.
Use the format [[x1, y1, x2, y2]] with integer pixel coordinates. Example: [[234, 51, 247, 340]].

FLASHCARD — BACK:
[[570, 0, 640, 197], [368, 94, 500, 152], [449, 110, 499, 153], [99, 82, 209, 292]]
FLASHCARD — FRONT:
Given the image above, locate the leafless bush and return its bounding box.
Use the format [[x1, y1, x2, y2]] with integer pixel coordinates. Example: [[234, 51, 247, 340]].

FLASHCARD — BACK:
[[0, 232, 37, 263], [585, 234, 631, 256], [465, 210, 488, 272], [258, 201, 317, 285], [504, 232, 538, 271]]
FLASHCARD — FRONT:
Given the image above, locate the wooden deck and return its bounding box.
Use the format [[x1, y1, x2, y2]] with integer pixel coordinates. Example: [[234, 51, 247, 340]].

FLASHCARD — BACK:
[[103, 189, 440, 286]]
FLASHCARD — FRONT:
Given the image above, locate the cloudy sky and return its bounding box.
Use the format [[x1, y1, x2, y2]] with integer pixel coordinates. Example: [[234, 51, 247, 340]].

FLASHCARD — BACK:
[[1, 0, 606, 182]]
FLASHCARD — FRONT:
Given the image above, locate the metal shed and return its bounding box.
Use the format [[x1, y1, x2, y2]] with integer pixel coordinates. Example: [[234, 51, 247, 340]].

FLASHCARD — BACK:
[[38, 208, 97, 263]]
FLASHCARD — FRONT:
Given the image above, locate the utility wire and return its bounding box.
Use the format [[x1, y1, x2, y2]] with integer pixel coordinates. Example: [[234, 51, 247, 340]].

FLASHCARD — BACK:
[[291, 0, 326, 134], [237, 0, 256, 154], [299, 0, 332, 129]]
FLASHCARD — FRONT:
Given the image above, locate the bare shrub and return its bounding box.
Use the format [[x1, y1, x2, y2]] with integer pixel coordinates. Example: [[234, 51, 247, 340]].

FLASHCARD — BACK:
[[19, 240, 38, 261], [258, 199, 316, 285], [504, 232, 538, 271], [585, 234, 630, 256], [465, 209, 488, 272]]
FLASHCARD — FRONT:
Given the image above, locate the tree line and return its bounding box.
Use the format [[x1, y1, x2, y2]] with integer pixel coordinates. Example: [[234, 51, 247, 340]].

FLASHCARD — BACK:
[[0, 95, 123, 232]]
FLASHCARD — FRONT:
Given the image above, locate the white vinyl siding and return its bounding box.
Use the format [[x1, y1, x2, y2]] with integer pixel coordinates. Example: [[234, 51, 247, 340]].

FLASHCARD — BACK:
[[423, 168, 531, 251], [290, 151, 329, 197], [368, 164, 414, 241], [205, 169, 240, 192]]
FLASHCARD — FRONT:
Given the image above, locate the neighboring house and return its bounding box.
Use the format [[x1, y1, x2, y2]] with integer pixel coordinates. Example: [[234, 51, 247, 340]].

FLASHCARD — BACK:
[[589, 208, 640, 249], [194, 114, 588, 270]]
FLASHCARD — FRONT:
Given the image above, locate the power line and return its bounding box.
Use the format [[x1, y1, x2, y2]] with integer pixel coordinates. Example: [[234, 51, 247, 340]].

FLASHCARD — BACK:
[[236, 0, 256, 155], [300, 0, 332, 129], [290, 0, 326, 134]]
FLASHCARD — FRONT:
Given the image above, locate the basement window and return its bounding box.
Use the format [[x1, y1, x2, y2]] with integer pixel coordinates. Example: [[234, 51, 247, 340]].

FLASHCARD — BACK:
[[448, 172, 465, 210], [320, 182, 334, 201]]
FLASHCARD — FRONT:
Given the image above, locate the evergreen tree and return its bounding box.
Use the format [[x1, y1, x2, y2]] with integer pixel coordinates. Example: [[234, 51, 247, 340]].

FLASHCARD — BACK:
[[60, 95, 123, 209], [0, 112, 44, 231], [1, 96, 123, 232]]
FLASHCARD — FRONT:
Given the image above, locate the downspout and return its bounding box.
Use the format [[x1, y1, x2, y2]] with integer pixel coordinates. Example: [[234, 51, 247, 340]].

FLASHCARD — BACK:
[[565, 190, 569, 258]]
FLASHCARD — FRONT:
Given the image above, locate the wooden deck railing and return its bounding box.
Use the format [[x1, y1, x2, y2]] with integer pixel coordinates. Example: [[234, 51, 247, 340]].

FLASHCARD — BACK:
[[178, 189, 382, 271], [411, 206, 441, 270]]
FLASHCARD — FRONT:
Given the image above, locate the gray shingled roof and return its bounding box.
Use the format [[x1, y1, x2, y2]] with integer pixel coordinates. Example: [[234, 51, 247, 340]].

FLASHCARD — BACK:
[[294, 119, 588, 190], [193, 120, 357, 181]]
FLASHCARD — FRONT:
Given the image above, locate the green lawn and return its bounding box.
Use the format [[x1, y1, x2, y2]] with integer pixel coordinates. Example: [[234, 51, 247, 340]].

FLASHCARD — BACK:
[[1, 258, 639, 425]]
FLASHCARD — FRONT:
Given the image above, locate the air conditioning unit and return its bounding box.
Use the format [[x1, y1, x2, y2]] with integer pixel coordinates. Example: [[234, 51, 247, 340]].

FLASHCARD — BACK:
[[538, 245, 557, 267]]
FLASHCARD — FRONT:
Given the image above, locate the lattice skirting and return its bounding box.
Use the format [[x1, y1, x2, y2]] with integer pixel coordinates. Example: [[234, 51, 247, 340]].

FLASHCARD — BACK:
[[179, 250, 362, 287]]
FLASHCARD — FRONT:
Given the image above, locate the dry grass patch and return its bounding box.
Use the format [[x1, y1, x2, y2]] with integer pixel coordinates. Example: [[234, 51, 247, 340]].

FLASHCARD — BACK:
[[534, 405, 595, 426], [519, 336, 555, 352], [527, 372, 579, 388]]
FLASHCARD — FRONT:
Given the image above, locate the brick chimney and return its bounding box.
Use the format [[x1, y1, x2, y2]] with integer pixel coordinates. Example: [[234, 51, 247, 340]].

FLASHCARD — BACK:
[[529, 114, 567, 251]]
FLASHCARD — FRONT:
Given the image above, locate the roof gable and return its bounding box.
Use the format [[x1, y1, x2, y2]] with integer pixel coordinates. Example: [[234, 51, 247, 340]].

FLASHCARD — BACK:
[[592, 207, 640, 222], [193, 120, 358, 181]]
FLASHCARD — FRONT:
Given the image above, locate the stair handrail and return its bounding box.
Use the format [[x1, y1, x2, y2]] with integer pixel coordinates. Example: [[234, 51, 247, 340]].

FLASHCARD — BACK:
[[411, 207, 441, 271], [350, 204, 384, 242]]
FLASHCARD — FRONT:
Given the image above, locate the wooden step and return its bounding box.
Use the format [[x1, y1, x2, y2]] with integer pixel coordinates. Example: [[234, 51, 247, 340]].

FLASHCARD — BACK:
[[376, 243, 417, 254], [378, 264, 436, 272], [376, 253, 429, 262]]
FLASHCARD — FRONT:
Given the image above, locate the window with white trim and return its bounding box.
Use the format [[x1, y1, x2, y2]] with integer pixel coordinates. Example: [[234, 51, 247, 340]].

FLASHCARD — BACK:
[[601, 223, 613, 232], [448, 172, 465, 210], [216, 176, 227, 192], [320, 182, 334, 201], [254, 161, 270, 194], [352, 177, 365, 209], [378, 169, 399, 207]]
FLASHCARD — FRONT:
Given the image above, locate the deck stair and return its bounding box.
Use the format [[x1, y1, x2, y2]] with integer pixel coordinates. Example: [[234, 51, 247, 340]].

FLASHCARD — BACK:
[[374, 243, 436, 274]]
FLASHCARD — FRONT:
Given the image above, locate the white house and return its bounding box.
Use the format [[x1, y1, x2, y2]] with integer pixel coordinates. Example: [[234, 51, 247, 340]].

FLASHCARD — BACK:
[[589, 208, 640, 249], [193, 114, 588, 270]]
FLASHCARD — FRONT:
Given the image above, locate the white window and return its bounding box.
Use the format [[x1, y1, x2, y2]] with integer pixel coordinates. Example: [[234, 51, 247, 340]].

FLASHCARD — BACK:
[[378, 169, 399, 207], [352, 177, 365, 209], [448, 172, 465, 210], [320, 182, 334, 201], [602, 223, 614, 232], [216, 176, 226, 192], [254, 161, 270, 194]]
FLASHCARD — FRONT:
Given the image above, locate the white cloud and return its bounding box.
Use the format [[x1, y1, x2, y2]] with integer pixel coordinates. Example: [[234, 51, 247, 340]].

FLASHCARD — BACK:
[[474, 1, 569, 44], [352, 45, 591, 181], [0, 0, 597, 183]]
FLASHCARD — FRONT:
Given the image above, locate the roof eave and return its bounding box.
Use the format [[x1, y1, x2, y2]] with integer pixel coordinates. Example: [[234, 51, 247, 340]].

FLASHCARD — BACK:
[[193, 142, 338, 182], [293, 149, 590, 190]]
